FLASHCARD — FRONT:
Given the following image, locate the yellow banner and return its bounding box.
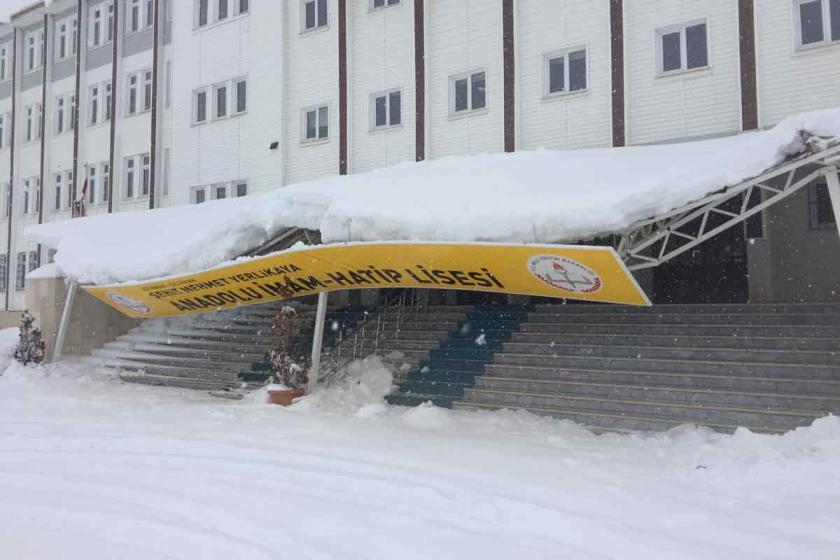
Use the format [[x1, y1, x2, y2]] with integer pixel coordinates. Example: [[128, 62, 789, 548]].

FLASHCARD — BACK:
[[83, 242, 650, 318]]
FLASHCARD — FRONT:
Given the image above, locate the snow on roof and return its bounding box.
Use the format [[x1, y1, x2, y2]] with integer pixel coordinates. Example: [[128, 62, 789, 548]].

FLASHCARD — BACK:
[[26, 108, 840, 285]]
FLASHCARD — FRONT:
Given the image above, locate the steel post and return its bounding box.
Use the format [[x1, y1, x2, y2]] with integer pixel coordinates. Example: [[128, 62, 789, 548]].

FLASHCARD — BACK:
[[307, 291, 329, 392], [52, 280, 78, 362]]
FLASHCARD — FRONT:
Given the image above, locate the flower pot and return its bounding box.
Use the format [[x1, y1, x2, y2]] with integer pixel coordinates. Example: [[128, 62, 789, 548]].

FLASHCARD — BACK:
[[267, 388, 305, 406]]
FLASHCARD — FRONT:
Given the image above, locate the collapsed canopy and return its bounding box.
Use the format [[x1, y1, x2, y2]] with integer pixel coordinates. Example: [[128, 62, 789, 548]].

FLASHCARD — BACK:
[[27, 108, 840, 286]]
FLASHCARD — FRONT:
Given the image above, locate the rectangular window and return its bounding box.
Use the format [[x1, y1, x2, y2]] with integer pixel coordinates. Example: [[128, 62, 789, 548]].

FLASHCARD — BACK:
[[194, 89, 208, 123], [22, 179, 30, 215], [809, 180, 837, 229], [88, 165, 97, 204], [545, 48, 587, 96], [103, 164, 111, 203], [125, 157, 136, 198], [15, 253, 26, 290], [657, 21, 709, 75], [129, 0, 141, 33], [0, 45, 7, 81], [56, 97, 66, 135], [796, 0, 840, 47], [235, 181, 247, 197], [218, 0, 229, 20], [69, 96, 76, 131], [90, 85, 100, 126], [24, 105, 41, 143], [128, 74, 138, 115], [215, 83, 228, 118], [57, 19, 68, 59], [48, 249, 57, 264], [146, 0, 154, 28], [90, 6, 103, 47], [142, 154, 151, 196], [54, 173, 63, 211], [450, 71, 486, 114], [29, 251, 39, 273], [237, 0, 249, 15], [0, 114, 5, 149], [107, 2, 115, 42], [371, 89, 401, 129], [302, 105, 329, 141], [143, 70, 153, 112], [214, 184, 227, 199], [372, 0, 400, 9], [0, 255, 6, 292], [25, 30, 43, 73], [192, 187, 207, 204], [197, 0, 209, 27], [105, 82, 113, 121], [234, 78, 247, 114], [303, 0, 328, 31]]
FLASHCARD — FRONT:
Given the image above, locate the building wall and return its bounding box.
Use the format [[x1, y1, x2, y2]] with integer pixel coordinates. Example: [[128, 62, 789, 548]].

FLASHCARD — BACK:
[[0, 0, 838, 310], [755, 0, 840, 127], [349, 0, 415, 173], [624, 0, 742, 144], [516, 0, 613, 150]]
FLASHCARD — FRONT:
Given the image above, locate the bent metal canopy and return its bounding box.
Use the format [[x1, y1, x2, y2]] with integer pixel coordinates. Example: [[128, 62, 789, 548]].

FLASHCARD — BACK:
[[84, 242, 650, 319], [25, 108, 840, 287]]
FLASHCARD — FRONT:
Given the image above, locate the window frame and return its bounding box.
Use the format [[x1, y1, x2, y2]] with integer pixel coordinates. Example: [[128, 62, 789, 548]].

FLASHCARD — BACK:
[[55, 16, 77, 60], [369, 88, 402, 130], [794, 0, 840, 49], [301, 0, 329, 33], [808, 179, 838, 230], [370, 0, 401, 12], [448, 69, 488, 116], [24, 29, 44, 74], [193, 87, 209, 124], [213, 82, 228, 120], [542, 46, 589, 98], [233, 77, 248, 115], [15, 252, 26, 291], [655, 19, 711, 78], [300, 103, 330, 143], [0, 44, 9, 82]]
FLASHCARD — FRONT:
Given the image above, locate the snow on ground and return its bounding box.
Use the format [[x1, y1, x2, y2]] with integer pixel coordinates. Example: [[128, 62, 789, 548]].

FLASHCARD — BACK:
[[26, 108, 840, 285], [1, 358, 840, 559]]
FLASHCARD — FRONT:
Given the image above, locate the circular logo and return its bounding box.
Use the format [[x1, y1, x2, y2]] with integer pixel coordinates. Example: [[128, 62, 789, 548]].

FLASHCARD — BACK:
[[107, 292, 151, 315], [527, 255, 603, 294]]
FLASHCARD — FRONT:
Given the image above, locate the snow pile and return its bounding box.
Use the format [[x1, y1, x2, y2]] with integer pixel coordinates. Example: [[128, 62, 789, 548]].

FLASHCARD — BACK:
[[2, 360, 840, 558], [26, 108, 840, 285]]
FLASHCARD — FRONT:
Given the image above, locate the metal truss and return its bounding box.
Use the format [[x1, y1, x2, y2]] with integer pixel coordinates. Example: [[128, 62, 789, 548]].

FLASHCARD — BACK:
[[618, 142, 840, 271]]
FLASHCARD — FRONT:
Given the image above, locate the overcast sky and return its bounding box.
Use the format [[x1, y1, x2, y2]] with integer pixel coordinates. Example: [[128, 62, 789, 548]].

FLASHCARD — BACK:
[[0, 0, 37, 23]]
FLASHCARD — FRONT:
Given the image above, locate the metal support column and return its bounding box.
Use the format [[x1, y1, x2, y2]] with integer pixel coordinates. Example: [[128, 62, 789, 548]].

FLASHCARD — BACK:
[[52, 280, 78, 362], [307, 291, 329, 392], [825, 170, 840, 240]]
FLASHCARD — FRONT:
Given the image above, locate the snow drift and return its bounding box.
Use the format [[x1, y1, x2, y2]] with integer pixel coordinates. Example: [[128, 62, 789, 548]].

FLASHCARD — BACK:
[[26, 108, 840, 285]]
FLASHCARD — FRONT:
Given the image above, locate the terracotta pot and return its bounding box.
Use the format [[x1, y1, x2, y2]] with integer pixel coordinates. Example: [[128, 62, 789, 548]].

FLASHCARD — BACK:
[[267, 388, 305, 406]]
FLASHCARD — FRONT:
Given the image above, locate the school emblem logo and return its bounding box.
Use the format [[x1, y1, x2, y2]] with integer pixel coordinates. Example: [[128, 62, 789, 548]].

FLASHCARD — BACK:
[[107, 292, 151, 315], [527, 255, 603, 294]]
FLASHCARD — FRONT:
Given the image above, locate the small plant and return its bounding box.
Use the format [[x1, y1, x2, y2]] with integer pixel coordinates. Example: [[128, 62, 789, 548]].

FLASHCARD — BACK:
[[14, 310, 46, 366], [267, 305, 311, 390]]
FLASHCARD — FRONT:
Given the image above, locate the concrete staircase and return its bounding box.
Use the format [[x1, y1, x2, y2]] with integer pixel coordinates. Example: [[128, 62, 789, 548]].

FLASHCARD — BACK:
[[95, 302, 365, 393], [391, 303, 840, 434]]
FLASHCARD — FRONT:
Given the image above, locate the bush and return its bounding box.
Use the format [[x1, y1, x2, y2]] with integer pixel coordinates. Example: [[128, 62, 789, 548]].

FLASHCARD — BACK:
[[14, 310, 46, 366]]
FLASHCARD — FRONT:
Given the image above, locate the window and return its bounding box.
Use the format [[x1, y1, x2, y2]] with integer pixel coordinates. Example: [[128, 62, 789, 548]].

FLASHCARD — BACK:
[[370, 89, 401, 129], [235, 181, 247, 197], [192, 186, 207, 204], [218, 0, 229, 21], [302, 0, 328, 31], [48, 249, 57, 264], [197, 0, 209, 26], [89, 3, 113, 47], [302, 104, 329, 141], [103, 164, 111, 203], [56, 16, 77, 60], [25, 30, 43, 73], [809, 180, 837, 229], [15, 253, 26, 290], [234, 78, 247, 114], [450, 71, 486, 114], [371, 0, 400, 9], [90, 85, 100, 126], [146, 0, 154, 28], [796, 0, 840, 47], [214, 83, 228, 119], [656, 21, 709, 75], [544, 48, 587, 96], [143, 70, 153, 112], [88, 165, 97, 205], [105, 81, 113, 121], [214, 184, 227, 199], [0, 114, 6, 149], [54, 173, 63, 211], [125, 157, 136, 198], [22, 178, 38, 216], [0, 44, 8, 81], [4, 183, 9, 217], [237, 0, 249, 15], [128, 74, 139, 115], [0, 255, 6, 292], [126, 70, 152, 116], [194, 89, 208, 123], [142, 154, 151, 196], [128, 0, 141, 33], [29, 251, 40, 274], [56, 97, 66, 134], [25, 104, 42, 143]]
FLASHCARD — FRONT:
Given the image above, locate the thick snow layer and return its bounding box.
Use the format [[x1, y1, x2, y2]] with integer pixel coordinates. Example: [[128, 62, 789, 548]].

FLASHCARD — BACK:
[[1, 360, 840, 559], [26, 108, 840, 285]]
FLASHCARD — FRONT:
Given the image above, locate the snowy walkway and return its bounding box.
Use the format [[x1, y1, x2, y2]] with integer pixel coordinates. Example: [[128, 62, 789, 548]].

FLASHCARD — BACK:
[[1, 358, 840, 559]]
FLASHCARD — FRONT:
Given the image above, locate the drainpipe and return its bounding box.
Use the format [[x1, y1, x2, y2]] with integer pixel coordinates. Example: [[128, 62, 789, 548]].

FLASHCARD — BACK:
[[107, 0, 120, 212], [5, 28, 17, 311]]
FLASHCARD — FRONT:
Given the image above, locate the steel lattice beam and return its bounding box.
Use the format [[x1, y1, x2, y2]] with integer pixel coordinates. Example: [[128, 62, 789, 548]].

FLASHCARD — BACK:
[[619, 143, 840, 271]]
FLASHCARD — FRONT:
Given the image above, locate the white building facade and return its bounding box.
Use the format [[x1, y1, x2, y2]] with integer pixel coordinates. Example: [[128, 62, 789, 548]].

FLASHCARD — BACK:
[[0, 0, 838, 309]]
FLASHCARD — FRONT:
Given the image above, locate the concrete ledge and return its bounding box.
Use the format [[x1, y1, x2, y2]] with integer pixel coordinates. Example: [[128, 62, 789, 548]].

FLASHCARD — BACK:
[[26, 277, 140, 360]]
